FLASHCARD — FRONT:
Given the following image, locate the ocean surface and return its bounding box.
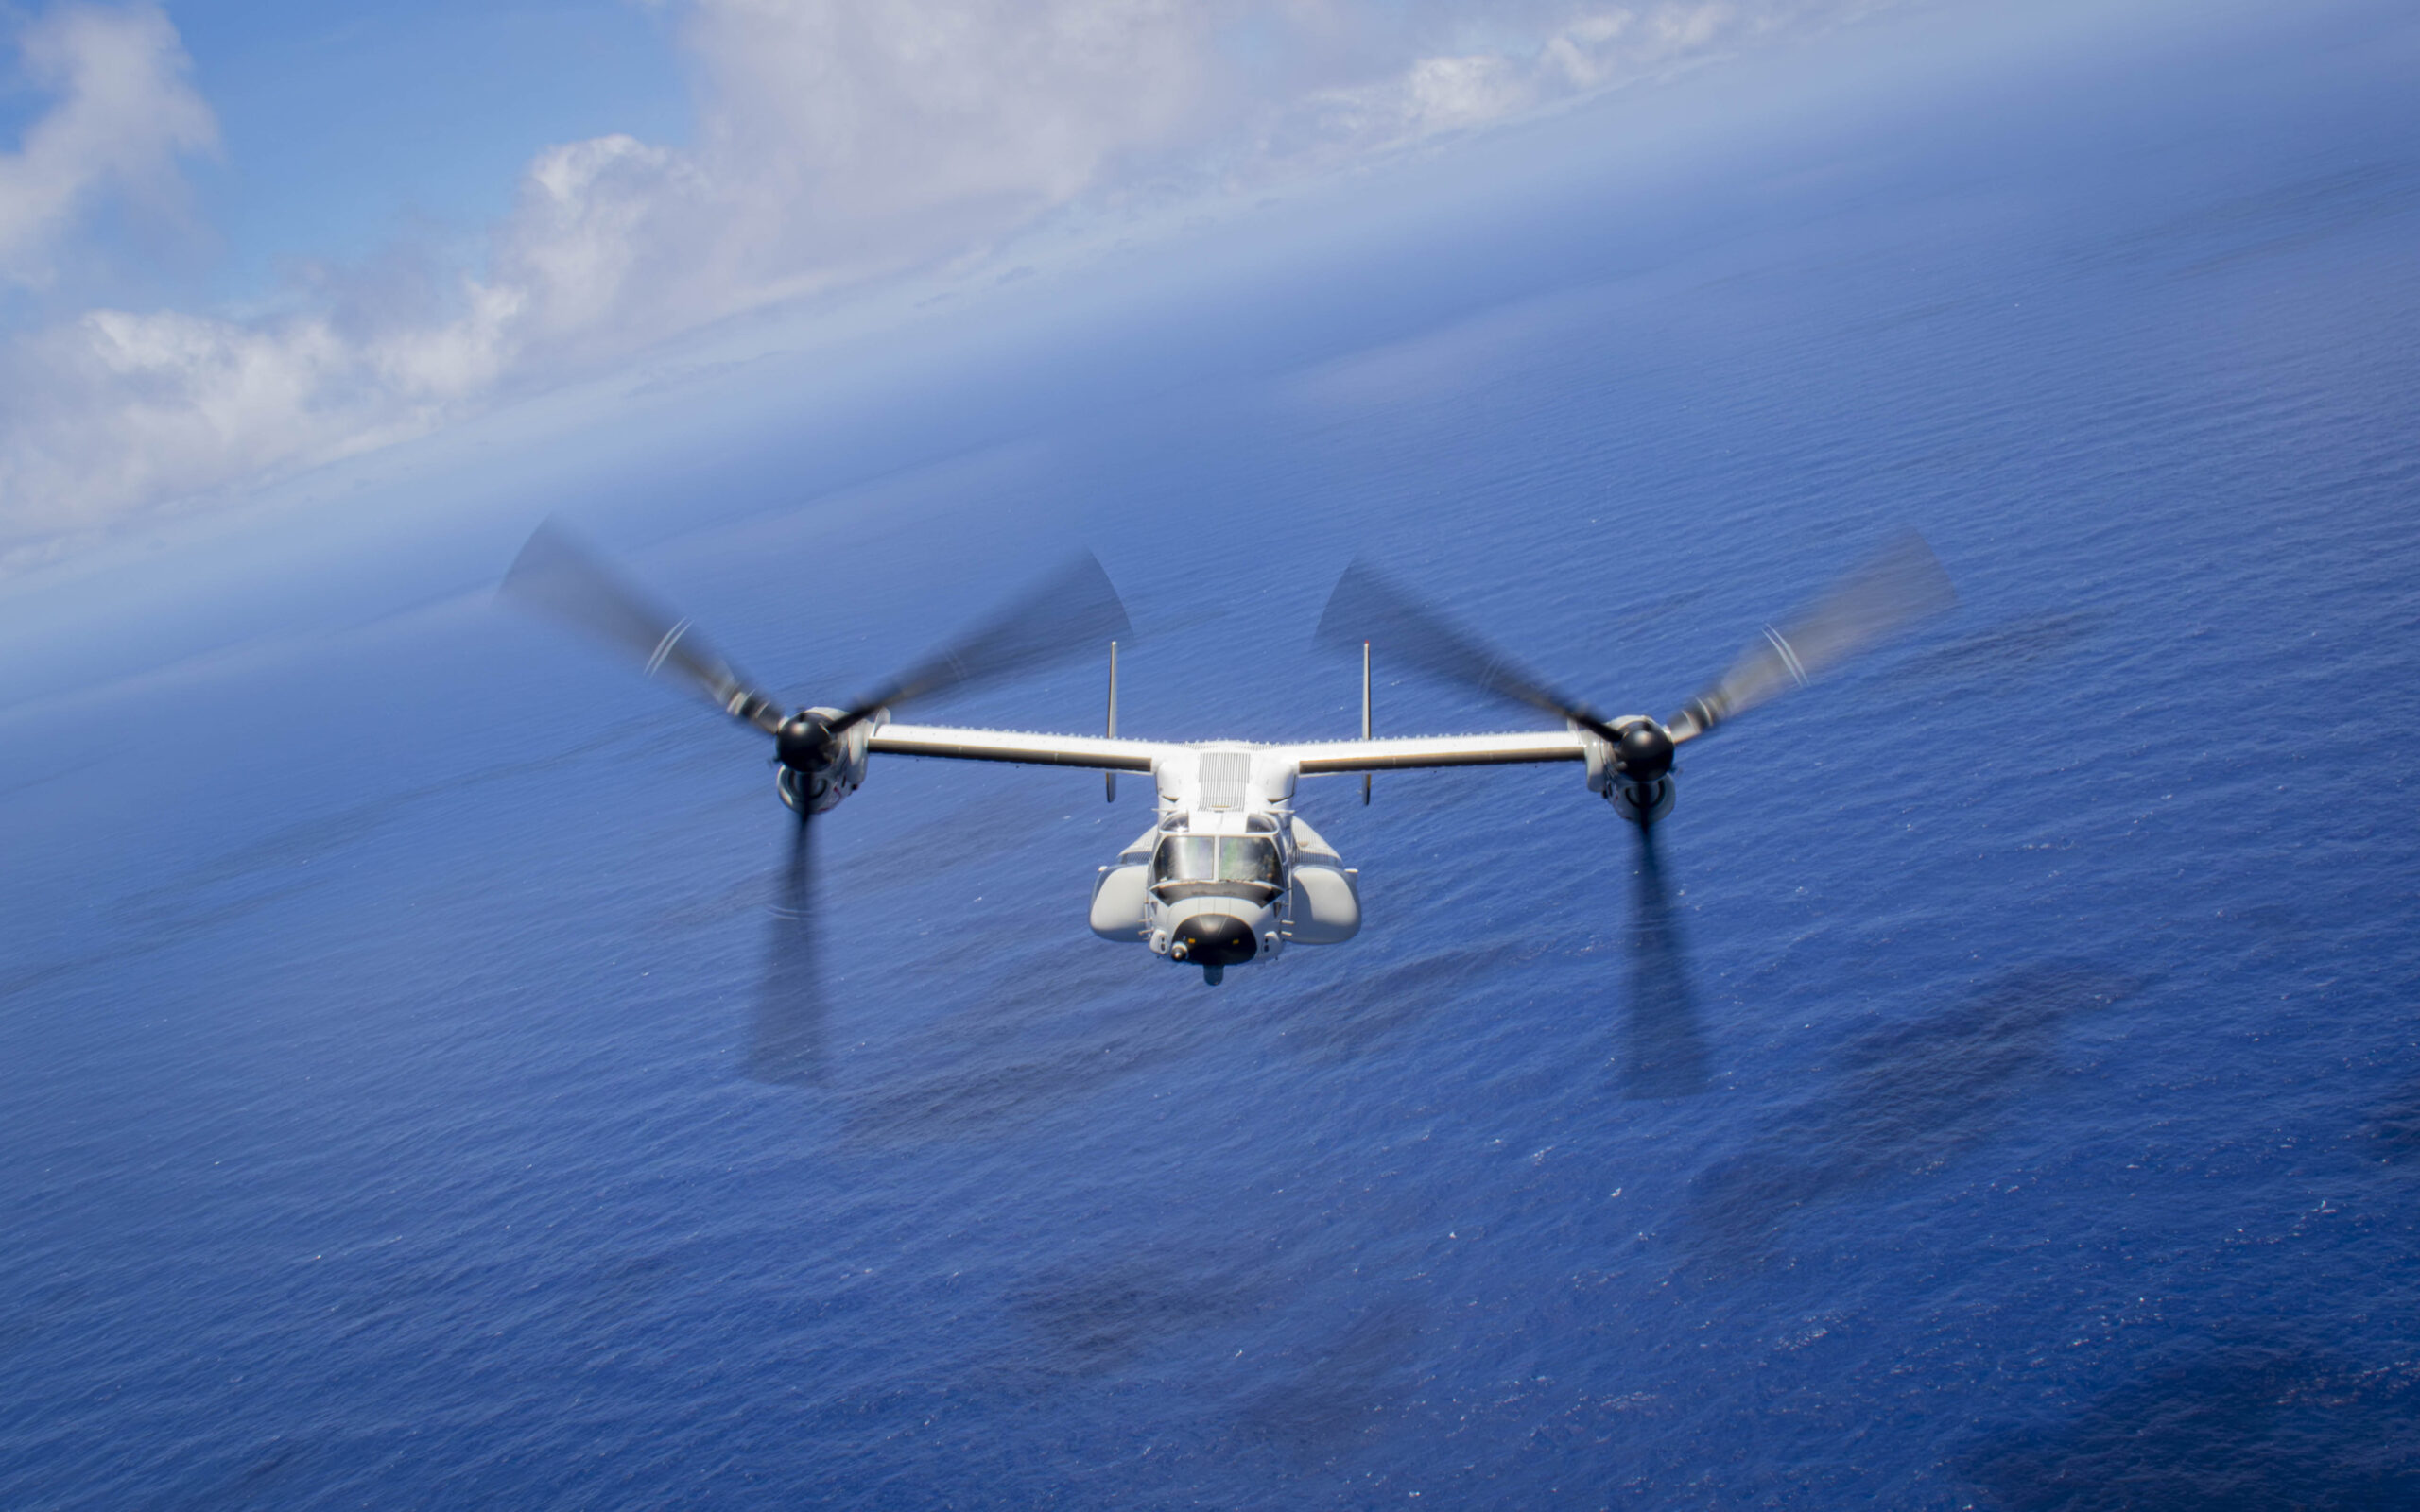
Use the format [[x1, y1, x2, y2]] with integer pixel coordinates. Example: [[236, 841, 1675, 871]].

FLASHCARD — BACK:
[[4, 5, 2418, 1507]]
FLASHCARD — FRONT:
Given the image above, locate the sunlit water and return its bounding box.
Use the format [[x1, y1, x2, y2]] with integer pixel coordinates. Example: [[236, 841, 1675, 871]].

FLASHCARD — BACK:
[[4, 9, 2418, 1507]]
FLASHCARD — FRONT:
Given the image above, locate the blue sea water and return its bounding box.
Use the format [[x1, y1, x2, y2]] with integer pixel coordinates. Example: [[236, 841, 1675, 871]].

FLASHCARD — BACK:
[[5, 5, 2420, 1507]]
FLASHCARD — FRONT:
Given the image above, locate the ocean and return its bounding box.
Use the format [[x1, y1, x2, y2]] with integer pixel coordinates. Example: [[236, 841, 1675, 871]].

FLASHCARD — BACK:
[[3, 3, 2417, 1506]]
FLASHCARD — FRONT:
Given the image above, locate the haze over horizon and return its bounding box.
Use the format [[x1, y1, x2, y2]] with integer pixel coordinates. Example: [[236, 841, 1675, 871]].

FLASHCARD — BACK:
[[0, 0, 1943, 569], [4, 0, 2402, 721]]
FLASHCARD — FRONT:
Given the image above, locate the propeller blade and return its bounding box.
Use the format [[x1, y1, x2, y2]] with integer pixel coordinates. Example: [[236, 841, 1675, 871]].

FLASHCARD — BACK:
[[1620, 824, 1710, 1098], [500, 519, 786, 734], [749, 808, 824, 1085], [1669, 531, 1955, 741], [833, 551, 1132, 730], [1315, 559, 1621, 744]]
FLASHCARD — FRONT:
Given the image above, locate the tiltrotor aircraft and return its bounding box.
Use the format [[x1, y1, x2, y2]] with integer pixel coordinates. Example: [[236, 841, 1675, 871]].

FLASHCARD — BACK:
[[502, 523, 1953, 1087]]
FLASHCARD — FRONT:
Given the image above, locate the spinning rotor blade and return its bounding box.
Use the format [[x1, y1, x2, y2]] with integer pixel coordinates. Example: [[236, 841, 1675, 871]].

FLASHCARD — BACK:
[[749, 808, 825, 1085], [834, 552, 1133, 730], [501, 520, 785, 733], [1316, 559, 1622, 744], [750, 552, 1129, 1084], [1620, 824, 1709, 1098], [1669, 531, 1955, 741]]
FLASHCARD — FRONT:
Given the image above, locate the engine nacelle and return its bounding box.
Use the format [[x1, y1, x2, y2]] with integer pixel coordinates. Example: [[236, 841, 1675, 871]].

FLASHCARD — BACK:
[[774, 706, 874, 816], [1582, 716, 1677, 826], [1606, 775, 1675, 826]]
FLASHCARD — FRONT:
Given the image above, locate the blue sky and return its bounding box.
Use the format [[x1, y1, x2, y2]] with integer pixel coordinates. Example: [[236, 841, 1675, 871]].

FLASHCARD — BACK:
[[0, 0, 2397, 582], [0, 0, 2408, 720], [0, 0, 1961, 570], [0, 3, 687, 311], [168, 2, 689, 293]]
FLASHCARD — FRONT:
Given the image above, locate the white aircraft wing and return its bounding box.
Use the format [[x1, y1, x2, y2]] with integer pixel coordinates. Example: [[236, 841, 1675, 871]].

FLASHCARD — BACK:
[[869, 724, 1593, 776], [867, 722, 1166, 772], [1280, 730, 1590, 774]]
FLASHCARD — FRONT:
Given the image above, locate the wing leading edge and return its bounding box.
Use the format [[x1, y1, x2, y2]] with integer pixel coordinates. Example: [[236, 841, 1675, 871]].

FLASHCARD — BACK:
[[867, 722, 1164, 771], [866, 723, 1592, 775], [1283, 731, 1589, 773]]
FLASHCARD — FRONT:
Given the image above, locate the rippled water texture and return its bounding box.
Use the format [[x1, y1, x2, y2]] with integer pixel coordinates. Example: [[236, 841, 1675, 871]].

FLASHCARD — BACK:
[[4, 7, 2417, 1508]]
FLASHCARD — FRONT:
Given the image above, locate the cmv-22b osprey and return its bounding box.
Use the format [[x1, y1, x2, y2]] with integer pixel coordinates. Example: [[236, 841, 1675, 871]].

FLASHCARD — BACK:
[[503, 524, 1953, 1078]]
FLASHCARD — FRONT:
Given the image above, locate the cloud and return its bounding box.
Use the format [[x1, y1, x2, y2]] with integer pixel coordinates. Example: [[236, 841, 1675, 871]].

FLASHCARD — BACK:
[[691, 0, 1218, 229], [476, 0, 1239, 359], [0, 2, 216, 288], [0, 0, 1905, 569], [1290, 1, 1907, 148]]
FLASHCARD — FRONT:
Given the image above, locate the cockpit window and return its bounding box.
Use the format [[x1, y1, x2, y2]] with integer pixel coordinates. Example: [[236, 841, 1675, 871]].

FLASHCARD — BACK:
[[1222, 836, 1283, 885], [1152, 834, 1282, 887], [1152, 836, 1212, 885]]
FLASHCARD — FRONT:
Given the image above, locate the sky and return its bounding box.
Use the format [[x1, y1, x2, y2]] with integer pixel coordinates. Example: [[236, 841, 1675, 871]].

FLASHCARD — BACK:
[[0, 0, 1930, 573], [0, 0, 2400, 626]]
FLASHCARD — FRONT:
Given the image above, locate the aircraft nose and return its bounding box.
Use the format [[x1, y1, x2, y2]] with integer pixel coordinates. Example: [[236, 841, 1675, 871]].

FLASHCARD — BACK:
[[1169, 912, 1258, 968]]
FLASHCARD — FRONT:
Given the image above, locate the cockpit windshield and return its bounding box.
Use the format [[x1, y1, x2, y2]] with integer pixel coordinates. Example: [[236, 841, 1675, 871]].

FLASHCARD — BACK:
[[1151, 834, 1283, 889]]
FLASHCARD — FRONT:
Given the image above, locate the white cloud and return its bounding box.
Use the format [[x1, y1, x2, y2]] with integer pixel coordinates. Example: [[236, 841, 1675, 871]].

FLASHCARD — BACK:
[[1, 309, 418, 554], [1295, 2, 1906, 151], [0, 2, 215, 288], [0, 0, 1907, 567], [691, 0, 1217, 227]]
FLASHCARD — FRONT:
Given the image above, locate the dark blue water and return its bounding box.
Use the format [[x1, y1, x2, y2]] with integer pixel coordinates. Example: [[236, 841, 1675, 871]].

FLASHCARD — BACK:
[[5, 7, 2419, 1507]]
